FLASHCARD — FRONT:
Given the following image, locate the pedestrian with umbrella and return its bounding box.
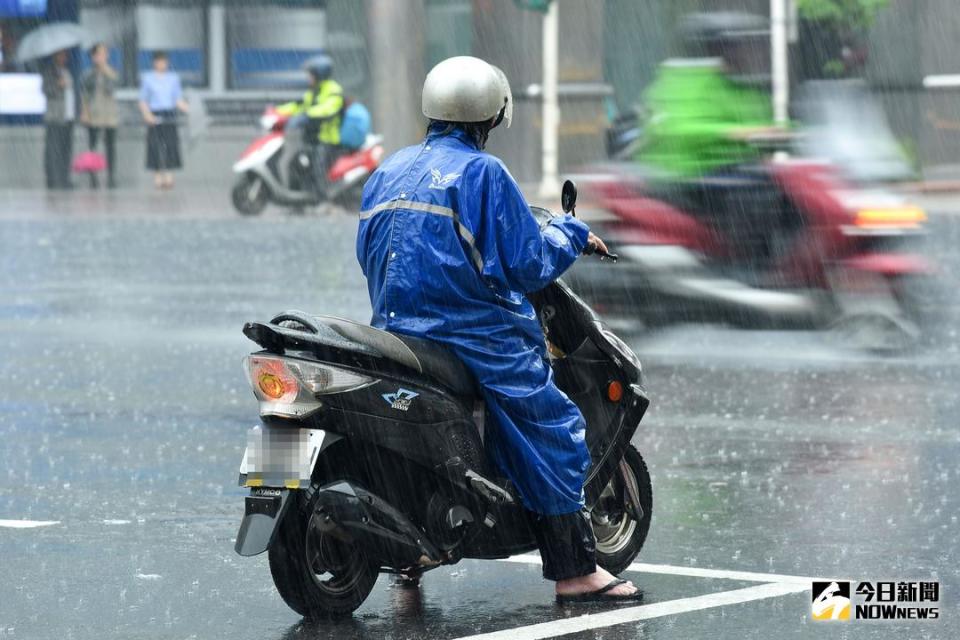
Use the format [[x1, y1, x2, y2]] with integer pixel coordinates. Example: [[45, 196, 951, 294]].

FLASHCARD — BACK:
[[41, 49, 75, 190], [17, 22, 88, 190]]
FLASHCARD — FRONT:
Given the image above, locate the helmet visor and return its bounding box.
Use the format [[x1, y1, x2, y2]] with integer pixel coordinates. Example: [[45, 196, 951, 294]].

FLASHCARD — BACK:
[[490, 65, 513, 128]]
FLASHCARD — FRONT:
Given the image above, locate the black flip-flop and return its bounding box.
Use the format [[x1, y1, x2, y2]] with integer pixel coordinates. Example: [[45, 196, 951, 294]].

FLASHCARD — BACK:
[[555, 579, 644, 605]]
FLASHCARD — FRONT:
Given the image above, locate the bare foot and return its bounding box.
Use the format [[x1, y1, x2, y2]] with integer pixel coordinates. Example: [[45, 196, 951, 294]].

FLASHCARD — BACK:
[[556, 566, 638, 597]]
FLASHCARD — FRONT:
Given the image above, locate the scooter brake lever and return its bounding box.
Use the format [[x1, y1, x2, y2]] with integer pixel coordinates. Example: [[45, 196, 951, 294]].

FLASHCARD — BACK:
[[598, 250, 618, 263], [583, 243, 618, 263]]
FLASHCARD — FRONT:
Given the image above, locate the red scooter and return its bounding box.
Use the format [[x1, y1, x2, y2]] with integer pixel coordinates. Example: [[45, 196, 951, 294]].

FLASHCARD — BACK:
[[567, 157, 934, 348], [231, 106, 385, 215], [568, 81, 939, 349]]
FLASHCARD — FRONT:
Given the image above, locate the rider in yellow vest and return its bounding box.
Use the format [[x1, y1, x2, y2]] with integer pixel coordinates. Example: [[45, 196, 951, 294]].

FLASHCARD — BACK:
[[276, 54, 343, 196]]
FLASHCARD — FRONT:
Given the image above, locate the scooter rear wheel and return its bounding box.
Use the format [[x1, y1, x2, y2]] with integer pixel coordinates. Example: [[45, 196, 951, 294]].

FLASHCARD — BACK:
[[268, 485, 379, 619], [592, 445, 653, 575]]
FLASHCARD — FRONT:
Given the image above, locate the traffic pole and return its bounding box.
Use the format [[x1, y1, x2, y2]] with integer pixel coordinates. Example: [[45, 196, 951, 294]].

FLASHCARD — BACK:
[[366, 0, 426, 153], [538, 0, 560, 198], [770, 0, 789, 125]]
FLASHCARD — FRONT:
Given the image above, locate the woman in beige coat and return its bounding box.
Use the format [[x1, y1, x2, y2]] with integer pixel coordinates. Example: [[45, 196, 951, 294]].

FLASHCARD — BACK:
[[80, 42, 119, 188]]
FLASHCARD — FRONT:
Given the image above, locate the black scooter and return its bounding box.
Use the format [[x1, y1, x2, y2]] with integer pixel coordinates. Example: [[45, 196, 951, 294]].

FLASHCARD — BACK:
[[233, 182, 652, 618]]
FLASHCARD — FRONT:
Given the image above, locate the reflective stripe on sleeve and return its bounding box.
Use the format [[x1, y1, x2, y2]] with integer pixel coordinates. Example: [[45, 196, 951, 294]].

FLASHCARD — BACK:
[[359, 199, 484, 273], [359, 198, 454, 220]]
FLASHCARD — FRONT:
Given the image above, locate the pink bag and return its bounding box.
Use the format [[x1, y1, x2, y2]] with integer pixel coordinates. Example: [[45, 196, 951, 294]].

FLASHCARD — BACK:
[[72, 151, 107, 173]]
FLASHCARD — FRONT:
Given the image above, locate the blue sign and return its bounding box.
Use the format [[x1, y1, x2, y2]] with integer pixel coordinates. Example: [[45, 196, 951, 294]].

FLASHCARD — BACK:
[[0, 0, 48, 18]]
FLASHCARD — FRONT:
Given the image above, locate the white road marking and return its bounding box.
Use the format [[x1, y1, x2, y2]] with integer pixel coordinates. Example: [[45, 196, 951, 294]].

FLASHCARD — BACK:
[[0, 519, 60, 529], [499, 554, 831, 586], [621, 561, 829, 586], [450, 582, 808, 640], [102, 519, 131, 525]]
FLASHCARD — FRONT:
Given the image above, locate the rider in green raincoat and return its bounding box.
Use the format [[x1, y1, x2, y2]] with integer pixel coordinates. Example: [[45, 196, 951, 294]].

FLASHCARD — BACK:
[[638, 59, 774, 177], [636, 12, 778, 178]]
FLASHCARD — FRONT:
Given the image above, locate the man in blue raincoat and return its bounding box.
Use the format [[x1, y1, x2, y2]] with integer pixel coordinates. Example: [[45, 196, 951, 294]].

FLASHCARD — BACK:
[[356, 56, 640, 602]]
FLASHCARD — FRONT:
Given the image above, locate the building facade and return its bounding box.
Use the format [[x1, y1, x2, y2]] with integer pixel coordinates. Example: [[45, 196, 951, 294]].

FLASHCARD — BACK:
[[2, 0, 959, 188]]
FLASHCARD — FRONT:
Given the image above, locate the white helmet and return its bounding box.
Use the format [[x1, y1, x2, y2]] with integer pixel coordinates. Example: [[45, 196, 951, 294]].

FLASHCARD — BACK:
[[422, 56, 513, 128]]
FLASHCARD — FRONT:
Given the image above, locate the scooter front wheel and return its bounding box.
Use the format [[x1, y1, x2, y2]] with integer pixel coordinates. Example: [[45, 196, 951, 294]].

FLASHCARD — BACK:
[[592, 445, 652, 575], [231, 174, 269, 216], [268, 485, 379, 619]]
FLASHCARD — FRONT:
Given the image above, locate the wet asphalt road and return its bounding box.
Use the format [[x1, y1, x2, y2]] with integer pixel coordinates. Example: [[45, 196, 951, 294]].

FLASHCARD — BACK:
[[1, 191, 958, 639]]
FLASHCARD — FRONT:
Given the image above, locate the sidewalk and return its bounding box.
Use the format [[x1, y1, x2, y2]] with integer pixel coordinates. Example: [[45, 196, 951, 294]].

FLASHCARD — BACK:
[[0, 186, 238, 220]]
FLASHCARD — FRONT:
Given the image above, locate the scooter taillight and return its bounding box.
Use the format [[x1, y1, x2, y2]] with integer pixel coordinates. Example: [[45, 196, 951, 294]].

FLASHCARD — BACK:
[[247, 356, 299, 403], [243, 355, 378, 418], [853, 207, 927, 230]]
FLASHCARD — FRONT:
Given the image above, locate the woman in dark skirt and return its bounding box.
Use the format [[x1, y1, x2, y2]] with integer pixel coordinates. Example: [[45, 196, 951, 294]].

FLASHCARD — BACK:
[[138, 51, 189, 189]]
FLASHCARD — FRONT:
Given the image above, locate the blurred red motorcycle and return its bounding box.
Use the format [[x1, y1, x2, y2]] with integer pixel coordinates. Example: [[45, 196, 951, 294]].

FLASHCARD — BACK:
[[572, 161, 929, 338], [568, 81, 939, 349], [231, 106, 384, 215]]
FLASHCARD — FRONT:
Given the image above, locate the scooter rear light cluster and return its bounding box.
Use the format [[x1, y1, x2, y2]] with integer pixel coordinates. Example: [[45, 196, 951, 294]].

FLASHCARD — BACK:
[[254, 358, 298, 402], [854, 207, 927, 229], [293, 361, 377, 395], [243, 355, 377, 417]]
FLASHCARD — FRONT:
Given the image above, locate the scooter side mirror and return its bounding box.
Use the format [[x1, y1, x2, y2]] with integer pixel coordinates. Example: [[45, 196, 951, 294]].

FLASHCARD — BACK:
[[561, 179, 578, 215]]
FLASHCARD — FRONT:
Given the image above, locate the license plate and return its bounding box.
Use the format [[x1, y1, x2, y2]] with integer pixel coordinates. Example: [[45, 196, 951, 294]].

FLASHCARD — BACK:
[[238, 426, 325, 489]]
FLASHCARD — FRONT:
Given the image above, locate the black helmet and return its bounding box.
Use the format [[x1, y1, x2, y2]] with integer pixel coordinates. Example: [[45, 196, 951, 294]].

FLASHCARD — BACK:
[[303, 53, 333, 82], [679, 12, 768, 52], [678, 12, 770, 85]]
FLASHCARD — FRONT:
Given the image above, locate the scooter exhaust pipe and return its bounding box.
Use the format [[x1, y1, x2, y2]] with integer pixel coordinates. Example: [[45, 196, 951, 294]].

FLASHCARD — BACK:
[[314, 481, 443, 568]]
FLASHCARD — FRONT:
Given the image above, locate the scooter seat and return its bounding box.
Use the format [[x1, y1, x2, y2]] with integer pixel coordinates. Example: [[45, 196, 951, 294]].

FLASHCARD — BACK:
[[392, 333, 479, 398], [313, 315, 477, 398]]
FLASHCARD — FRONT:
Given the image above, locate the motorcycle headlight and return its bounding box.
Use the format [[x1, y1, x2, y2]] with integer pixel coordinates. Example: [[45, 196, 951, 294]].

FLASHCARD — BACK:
[[243, 355, 377, 418], [260, 114, 278, 130]]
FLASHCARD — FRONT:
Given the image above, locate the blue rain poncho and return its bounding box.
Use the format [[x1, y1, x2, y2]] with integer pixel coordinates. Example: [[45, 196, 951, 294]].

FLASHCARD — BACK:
[[356, 126, 591, 515]]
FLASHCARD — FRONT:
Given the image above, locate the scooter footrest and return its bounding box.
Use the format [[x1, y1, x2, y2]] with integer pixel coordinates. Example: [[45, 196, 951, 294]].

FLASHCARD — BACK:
[[465, 470, 515, 505]]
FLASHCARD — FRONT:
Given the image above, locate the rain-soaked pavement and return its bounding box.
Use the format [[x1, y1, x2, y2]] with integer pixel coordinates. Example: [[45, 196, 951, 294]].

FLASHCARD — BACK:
[[1, 191, 958, 639]]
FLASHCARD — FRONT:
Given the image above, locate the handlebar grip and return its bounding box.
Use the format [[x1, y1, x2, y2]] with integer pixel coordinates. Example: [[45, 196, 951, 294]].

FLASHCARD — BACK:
[[582, 243, 618, 262], [600, 251, 619, 263]]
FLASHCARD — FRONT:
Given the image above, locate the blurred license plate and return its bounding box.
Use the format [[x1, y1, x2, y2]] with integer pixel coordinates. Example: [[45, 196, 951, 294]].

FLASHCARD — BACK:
[[238, 426, 325, 489]]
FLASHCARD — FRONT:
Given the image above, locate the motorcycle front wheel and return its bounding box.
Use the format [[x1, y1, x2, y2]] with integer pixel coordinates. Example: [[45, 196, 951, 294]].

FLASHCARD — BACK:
[[268, 485, 379, 619], [592, 445, 653, 575], [231, 174, 269, 216]]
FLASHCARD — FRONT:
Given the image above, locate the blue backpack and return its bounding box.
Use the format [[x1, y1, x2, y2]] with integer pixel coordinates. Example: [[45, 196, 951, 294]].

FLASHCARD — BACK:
[[340, 101, 371, 149]]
